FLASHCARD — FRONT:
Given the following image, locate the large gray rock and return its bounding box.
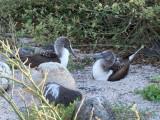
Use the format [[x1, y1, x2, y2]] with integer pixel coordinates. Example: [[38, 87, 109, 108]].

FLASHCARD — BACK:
[[36, 62, 76, 90], [75, 96, 115, 120], [15, 62, 76, 90], [0, 54, 8, 63]]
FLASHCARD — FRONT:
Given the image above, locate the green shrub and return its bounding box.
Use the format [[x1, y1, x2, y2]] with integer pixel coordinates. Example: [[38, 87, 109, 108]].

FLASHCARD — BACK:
[[0, 0, 160, 46], [138, 84, 160, 101], [112, 104, 150, 120], [24, 103, 75, 120]]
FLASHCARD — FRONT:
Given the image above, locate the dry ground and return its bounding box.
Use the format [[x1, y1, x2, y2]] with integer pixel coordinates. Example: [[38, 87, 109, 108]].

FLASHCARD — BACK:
[[72, 64, 160, 120], [0, 64, 160, 120]]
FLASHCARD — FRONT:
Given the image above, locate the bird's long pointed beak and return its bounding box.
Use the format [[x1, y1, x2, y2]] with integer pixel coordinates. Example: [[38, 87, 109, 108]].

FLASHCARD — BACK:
[[93, 52, 103, 60], [129, 45, 144, 62], [69, 45, 77, 58]]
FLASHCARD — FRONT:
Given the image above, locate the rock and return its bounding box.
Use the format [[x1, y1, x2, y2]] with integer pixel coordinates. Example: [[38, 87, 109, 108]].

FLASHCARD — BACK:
[[75, 96, 115, 120], [36, 62, 76, 89], [32, 62, 76, 90], [0, 54, 8, 63], [14, 69, 41, 87], [0, 62, 12, 92]]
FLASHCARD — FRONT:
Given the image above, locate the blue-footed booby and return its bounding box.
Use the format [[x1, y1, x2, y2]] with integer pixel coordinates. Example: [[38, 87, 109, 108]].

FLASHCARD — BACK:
[[20, 36, 76, 68], [92, 45, 144, 81]]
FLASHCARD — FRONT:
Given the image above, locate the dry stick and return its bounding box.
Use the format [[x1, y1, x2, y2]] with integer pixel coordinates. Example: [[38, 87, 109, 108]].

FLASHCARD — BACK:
[[131, 104, 140, 120], [1, 41, 39, 91], [73, 97, 85, 120], [31, 96, 43, 120], [41, 100, 49, 120], [21, 72, 61, 119], [20, 70, 61, 119], [89, 106, 95, 120], [38, 72, 48, 89], [18, 89, 30, 120], [0, 41, 62, 120], [32, 96, 57, 120], [124, 20, 142, 42], [11, 65, 15, 99], [0, 89, 25, 120], [95, 116, 101, 120], [37, 104, 57, 119], [2, 40, 75, 120], [39, 112, 56, 120], [29, 71, 59, 120], [29, 71, 61, 120]]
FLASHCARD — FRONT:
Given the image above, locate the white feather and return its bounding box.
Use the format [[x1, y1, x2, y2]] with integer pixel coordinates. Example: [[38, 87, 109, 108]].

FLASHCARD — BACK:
[[59, 48, 69, 67], [92, 59, 113, 81], [44, 84, 59, 99]]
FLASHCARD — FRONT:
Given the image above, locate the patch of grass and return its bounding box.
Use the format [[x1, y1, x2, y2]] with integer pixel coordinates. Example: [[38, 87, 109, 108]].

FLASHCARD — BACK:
[[136, 75, 160, 102], [23, 103, 75, 120], [112, 104, 152, 120], [137, 84, 160, 101]]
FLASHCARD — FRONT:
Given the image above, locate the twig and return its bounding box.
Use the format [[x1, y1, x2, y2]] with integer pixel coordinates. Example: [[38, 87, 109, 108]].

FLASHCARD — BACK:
[[131, 104, 140, 120], [89, 106, 95, 120], [73, 97, 85, 120], [0, 89, 25, 120]]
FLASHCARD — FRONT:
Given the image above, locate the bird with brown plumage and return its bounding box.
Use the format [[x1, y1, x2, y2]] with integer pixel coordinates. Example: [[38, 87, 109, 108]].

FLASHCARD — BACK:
[[19, 36, 76, 68], [92, 45, 144, 81]]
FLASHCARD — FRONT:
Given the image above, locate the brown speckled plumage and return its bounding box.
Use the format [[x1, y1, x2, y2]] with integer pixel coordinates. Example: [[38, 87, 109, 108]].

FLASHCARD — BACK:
[[19, 36, 76, 68], [20, 51, 60, 68]]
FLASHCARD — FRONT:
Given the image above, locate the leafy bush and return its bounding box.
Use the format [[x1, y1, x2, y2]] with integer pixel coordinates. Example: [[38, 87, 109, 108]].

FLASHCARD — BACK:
[[0, 0, 160, 47], [136, 75, 160, 102], [138, 84, 160, 101]]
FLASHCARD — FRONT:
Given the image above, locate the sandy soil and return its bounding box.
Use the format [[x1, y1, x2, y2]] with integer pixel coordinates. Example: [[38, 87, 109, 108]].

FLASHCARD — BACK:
[[0, 64, 160, 120], [72, 64, 160, 120]]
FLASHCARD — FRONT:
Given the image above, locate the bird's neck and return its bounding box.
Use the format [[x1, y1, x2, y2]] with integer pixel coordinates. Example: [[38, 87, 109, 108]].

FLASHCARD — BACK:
[[59, 48, 70, 67]]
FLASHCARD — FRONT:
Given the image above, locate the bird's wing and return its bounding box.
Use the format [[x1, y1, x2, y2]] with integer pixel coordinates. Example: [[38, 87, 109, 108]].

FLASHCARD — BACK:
[[108, 63, 129, 81], [40, 50, 58, 58]]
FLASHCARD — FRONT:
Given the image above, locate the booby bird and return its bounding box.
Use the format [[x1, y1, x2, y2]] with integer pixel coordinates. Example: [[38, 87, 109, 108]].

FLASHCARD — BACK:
[[19, 36, 76, 68], [92, 45, 144, 81], [44, 82, 82, 106]]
